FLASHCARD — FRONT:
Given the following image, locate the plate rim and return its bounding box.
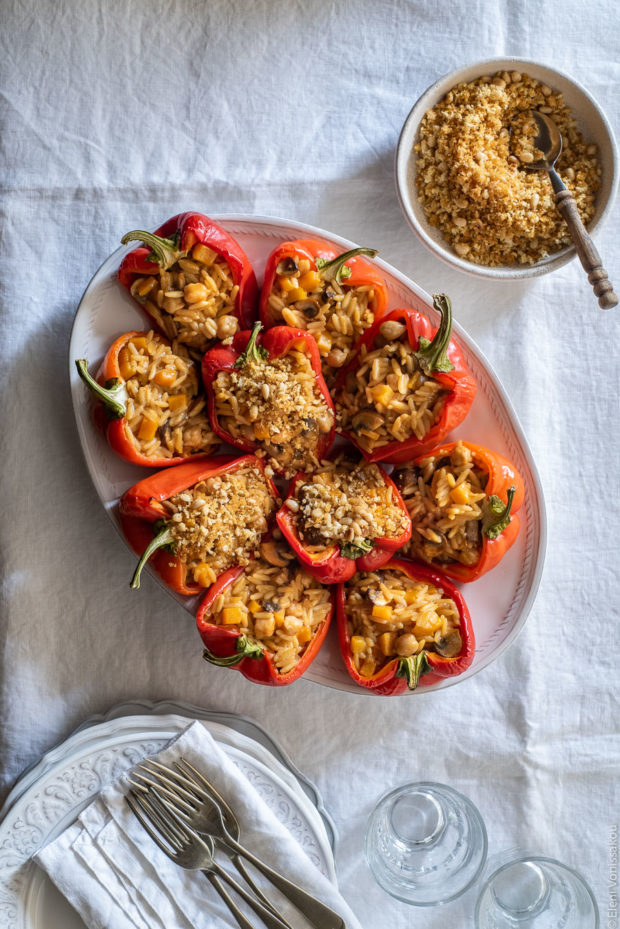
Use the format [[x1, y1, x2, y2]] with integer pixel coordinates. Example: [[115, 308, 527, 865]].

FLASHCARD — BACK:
[[68, 213, 547, 694]]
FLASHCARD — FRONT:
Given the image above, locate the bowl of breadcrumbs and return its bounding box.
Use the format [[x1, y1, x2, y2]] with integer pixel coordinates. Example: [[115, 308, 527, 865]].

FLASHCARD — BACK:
[[396, 58, 617, 279]]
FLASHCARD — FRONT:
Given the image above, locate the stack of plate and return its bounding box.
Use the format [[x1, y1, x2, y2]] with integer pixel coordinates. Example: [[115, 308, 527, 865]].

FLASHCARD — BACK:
[[0, 700, 337, 929]]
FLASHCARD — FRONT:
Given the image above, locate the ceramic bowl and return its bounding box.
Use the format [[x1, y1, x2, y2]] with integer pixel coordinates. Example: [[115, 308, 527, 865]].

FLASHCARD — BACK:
[[395, 57, 618, 279]]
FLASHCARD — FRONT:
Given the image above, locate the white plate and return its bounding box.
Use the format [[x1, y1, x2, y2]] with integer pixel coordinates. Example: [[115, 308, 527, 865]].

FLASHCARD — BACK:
[[69, 214, 547, 694], [0, 701, 337, 929]]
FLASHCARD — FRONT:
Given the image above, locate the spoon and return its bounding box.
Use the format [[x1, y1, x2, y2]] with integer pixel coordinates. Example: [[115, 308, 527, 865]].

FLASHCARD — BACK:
[[522, 110, 617, 309]]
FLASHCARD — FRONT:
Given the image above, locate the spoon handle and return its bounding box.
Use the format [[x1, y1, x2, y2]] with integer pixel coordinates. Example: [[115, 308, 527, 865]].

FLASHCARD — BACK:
[[553, 182, 617, 309]]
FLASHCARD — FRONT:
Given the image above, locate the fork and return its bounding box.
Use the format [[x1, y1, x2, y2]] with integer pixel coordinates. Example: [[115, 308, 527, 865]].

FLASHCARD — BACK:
[[132, 758, 346, 929], [127, 787, 291, 929]]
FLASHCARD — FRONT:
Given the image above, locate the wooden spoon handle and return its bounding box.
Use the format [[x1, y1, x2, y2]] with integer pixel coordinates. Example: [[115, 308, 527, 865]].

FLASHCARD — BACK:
[[555, 188, 618, 309]]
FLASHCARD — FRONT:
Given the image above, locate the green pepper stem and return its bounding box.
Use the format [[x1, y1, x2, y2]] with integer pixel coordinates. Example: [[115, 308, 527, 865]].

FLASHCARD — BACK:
[[396, 651, 431, 690], [130, 524, 173, 590], [234, 322, 268, 367], [203, 635, 263, 666], [415, 293, 456, 375], [75, 359, 126, 419], [120, 230, 180, 269], [317, 247, 378, 283], [483, 486, 516, 540]]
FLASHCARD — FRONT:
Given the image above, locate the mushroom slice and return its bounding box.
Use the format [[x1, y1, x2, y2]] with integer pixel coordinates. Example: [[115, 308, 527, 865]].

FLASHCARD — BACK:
[[276, 257, 299, 275], [435, 629, 462, 658], [352, 410, 384, 432], [295, 298, 321, 318], [260, 539, 294, 567]]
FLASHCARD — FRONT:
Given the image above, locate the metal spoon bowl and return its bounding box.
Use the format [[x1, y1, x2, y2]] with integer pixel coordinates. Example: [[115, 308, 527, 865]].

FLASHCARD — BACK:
[[521, 110, 617, 309]]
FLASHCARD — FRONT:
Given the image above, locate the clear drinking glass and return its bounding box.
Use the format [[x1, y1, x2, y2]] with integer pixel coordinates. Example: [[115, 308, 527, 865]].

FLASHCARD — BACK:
[[475, 854, 599, 928], [364, 781, 488, 905]]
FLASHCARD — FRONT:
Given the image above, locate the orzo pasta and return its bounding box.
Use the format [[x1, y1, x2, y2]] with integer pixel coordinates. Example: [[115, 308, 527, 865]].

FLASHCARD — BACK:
[[344, 567, 463, 680], [120, 332, 218, 460], [205, 553, 333, 676]]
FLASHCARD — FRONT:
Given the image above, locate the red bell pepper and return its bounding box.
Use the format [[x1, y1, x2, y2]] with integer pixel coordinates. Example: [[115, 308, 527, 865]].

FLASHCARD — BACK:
[[195, 564, 334, 686], [397, 440, 525, 583], [335, 294, 477, 464], [337, 558, 475, 695], [259, 238, 388, 375], [201, 322, 335, 473], [118, 211, 258, 335], [75, 331, 218, 468], [119, 454, 279, 595], [276, 463, 412, 584]]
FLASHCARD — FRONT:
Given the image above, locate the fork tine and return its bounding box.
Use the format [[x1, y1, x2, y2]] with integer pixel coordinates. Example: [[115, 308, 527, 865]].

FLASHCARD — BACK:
[[147, 787, 196, 846], [132, 770, 198, 815], [126, 791, 181, 855], [141, 759, 206, 801], [137, 789, 187, 850], [134, 764, 201, 809]]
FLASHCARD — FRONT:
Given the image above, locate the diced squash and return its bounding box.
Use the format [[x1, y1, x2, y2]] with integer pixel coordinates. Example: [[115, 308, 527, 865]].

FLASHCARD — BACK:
[[192, 243, 217, 264], [414, 615, 443, 637], [450, 482, 476, 505], [253, 422, 270, 440], [193, 563, 217, 587], [129, 337, 148, 351], [278, 275, 298, 293], [137, 415, 158, 442], [119, 347, 135, 381], [168, 393, 187, 412], [404, 589, 419, 605], [299, 270, 322, 292], [297, 625, 312, 644], [221, 606, 245, 625], [350, 635, 366, 655], [378, 632, 396, 656], [360, 658, 376, 677], [248, 599, 260, 614], [371, 604, 393, 622], [287, 287, 307, 302], [369, 384, 394, 407], [315, 332, 332, 353], [154, 367, 177, 389]]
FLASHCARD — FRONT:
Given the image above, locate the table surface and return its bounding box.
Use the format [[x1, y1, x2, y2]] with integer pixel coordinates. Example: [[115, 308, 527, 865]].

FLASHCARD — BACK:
[[1, 1, 618, 926]]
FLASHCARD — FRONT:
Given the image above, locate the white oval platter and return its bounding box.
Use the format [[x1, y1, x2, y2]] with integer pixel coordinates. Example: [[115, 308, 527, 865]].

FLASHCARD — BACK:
[[69, 214, 547, 694], [0, 706, 336, 929]]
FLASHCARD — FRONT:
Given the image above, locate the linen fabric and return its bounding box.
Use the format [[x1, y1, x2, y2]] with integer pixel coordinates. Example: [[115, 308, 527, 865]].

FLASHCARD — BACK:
[[1, 1, 619, 926]]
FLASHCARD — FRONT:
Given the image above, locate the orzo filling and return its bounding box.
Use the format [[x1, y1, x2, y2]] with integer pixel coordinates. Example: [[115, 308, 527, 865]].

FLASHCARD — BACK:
[[396, 441, 489, 566], [285, 458, 409, 554], [208, 550, 332, 674], [345, 569, 462, 679], [129, 243, 240, 353], [267, 257, 377, 384], [213, 347, 334, 477], [162, 466, 277, 586], [121, 332, 218, 459], [335, 319, 449, 453]]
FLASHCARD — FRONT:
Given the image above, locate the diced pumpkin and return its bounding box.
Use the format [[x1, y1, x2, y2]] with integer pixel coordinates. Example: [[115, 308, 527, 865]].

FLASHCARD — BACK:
[[405, 588, 420, 605], [192, 243, 217, 265], [253, 422, 270, 440], [450, 482, 476, 505], [360, 658, 376, 677], [371, 604, 393, 622], [297, 625, 312, 644], [278, 275, 298, 293], [378, 632, 396, 656], [129, 337, 149, 351], [118, 347, 135, 381], [414, 614, 443, 637], [350, 635, 366, 655], [154, 367, 177, 389], [248, 599, 260, 614], [137, 415, 159, 442], [369, 384, 394, 407], [168, 393, 187, 412], [287, 287, 307, 302], [193, 563, 217, 587], [315, 332, 332, 354], [299, 270, 322, 292]]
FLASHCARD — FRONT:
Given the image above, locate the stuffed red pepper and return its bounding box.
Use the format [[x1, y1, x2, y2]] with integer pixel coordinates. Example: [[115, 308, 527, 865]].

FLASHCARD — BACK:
[[338, 558, 474, 694], [260, 238, 388, 385], [119, 455, 279, 595], [202, 322, 335, 478], [118, 212, 258, 353], [334, 295, 477, 463], [76, 330, 219, 467], [196, 533, 334, 686], [394, 440, 524, 582], [276, 456, 411, 584]]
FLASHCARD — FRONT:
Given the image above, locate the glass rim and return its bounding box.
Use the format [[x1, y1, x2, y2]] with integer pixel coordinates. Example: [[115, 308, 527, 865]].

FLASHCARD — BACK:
[[474, 855, 600, 928]]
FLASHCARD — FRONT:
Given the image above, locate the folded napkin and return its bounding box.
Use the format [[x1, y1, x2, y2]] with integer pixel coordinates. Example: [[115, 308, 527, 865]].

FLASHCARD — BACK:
[[35, 721, 362, 929]]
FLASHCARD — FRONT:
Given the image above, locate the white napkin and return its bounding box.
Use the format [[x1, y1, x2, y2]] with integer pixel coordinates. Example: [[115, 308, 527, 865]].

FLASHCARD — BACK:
[[35, 721, 362, 929]]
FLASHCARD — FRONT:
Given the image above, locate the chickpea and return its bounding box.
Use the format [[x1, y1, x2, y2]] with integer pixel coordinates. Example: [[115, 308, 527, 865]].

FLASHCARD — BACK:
[[326, 348, 347, 368], [216, 315, 240, 339], [317, 410, 335, 434], [395, 633, 418, 657], [184, 282, 209, 304], [379, 320, 406, 341], [254, 616, 275, 638]]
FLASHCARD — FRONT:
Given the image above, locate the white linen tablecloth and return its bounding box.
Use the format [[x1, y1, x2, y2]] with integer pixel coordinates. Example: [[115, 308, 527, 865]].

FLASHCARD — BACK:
[[1, 1, 618, 926]]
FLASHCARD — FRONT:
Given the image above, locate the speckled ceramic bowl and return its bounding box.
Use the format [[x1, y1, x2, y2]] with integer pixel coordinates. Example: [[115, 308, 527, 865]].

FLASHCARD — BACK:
[[395, 57, 618, 280]]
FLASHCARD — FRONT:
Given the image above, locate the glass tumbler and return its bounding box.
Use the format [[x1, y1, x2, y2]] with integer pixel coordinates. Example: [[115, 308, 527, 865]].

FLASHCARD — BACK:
[[365, 781, 488, 905], [475, 855, 599, 928]]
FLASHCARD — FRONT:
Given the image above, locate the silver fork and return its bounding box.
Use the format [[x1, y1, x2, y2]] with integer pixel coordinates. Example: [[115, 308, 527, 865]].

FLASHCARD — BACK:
[[131, 761, 288, 925], [126, 787, 291, 929], [133, 758, 346, 929]]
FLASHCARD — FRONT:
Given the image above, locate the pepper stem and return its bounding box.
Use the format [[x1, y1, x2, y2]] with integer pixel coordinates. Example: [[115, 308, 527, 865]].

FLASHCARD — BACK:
[[203, 635, 264, 666], [316, 247, 378, 283], [130, 523, 174, 590], [234, 322, 268, 368], [396, 651, 431, 690], [75, 359, 126, 419], [482, 486, 516, 540], [415, 293, 456, 375], [120, 230, 180, 269]]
